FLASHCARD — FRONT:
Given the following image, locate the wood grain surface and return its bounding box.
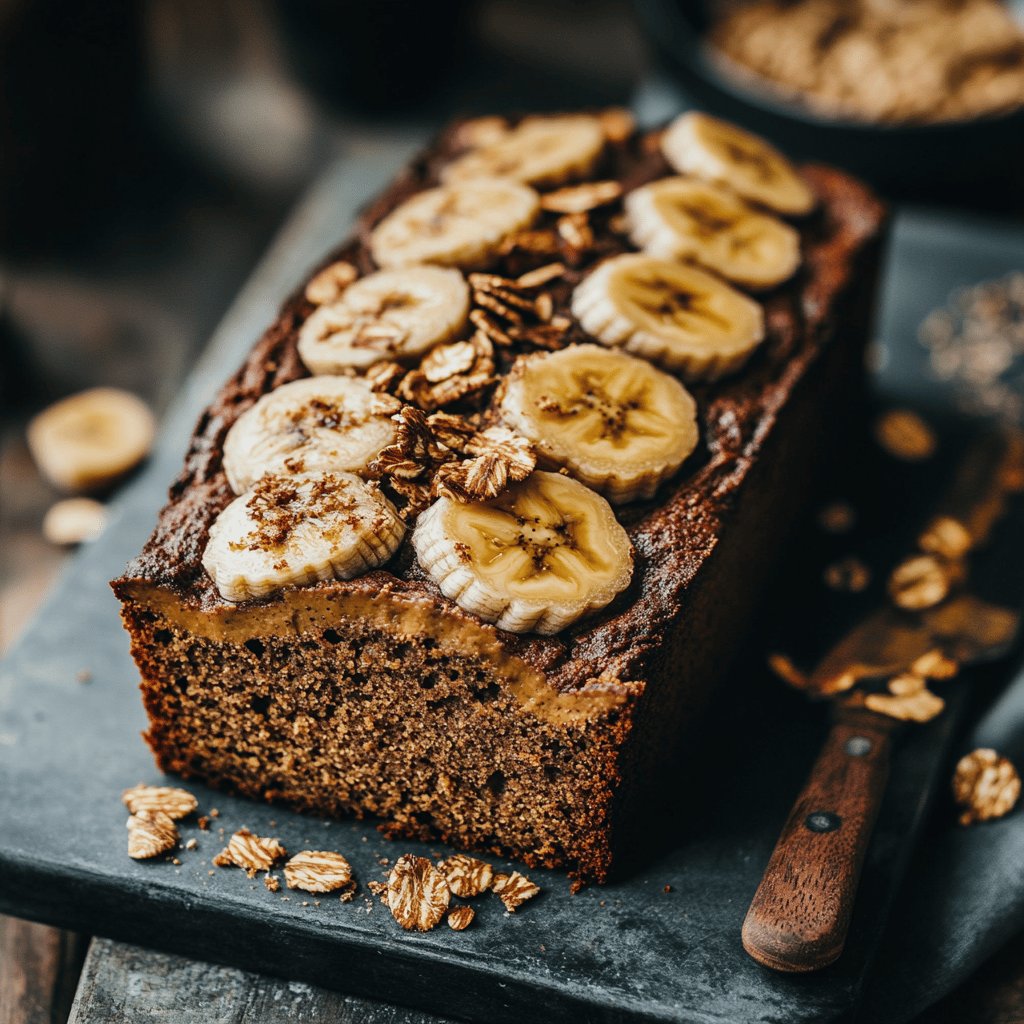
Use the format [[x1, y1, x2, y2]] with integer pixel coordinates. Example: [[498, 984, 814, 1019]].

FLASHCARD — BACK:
[[742, 707, 897, 972]]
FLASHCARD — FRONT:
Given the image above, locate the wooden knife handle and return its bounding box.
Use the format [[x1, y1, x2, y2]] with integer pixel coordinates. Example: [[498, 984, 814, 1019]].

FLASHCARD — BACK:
[[741, 708, 895, 973]]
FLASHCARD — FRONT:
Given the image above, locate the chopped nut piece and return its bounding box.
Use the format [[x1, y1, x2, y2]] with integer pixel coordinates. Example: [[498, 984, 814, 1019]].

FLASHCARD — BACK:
[[817, 501, 856, 534], [824, 556, 871, 593], [889, 554, 962, 610], [284, 851, 353, 893], [127, 810, 178, 860], [598, 107, 635, 143], [387, 854, 450, 931], [386, 477, 434, 519], [367, 879, 389, 904], [426, 412, 478, 453], [540, 180, 622, 215], [497, 229, 561, 257], [953, 748, 1021, 826], [864, 682, 945, 723], [439, 853, 494, 898], [185, 838, 198, 851], [304, 261, 358, 305], [197, 816, 210, 831], [421, 340, 478, 383], [447, 905, 475, 931], [556, 212, 595, 263], [911, 648, 959, 680], [874, 409, 937, 461], [121, 784, 198, 821], [491, 871, 541, 912], [453, 115, 509, 150], [767, 652, 808, 690], [432, 428, 535, 503], [264, 873, 281, 893], [365, 360, 407, 394], [919, 516, 973, 560], [213, 829, 287, 877], [516, 263, 565, 289]]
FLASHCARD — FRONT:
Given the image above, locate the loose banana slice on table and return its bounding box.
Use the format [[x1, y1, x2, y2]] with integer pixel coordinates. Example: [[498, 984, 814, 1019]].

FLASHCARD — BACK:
[[222, 376, 401, 494], [27, 387, 156, 492], [498, 345, 698, 504], [442, 114, 606, 188], [203, 471, 404, 603], [661, 112, 815, 216], [624, 176, 800, 290], [369, 179, 539, 269], [571, 253, 764, 380], [298, 266, 469, 373], [413, 470, 633, 635]]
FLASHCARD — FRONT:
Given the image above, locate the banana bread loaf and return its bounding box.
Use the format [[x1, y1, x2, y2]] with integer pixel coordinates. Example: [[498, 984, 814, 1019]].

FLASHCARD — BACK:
[[113, 110, 886, 882]]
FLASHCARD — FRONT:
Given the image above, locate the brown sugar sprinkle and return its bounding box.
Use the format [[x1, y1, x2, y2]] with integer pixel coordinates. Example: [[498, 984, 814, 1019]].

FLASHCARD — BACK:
[[439, 853, 494, 898], [888, 553, 963, 610], [817, 501, 857, 534], [264, 873, 281, 893], [387, 854, 450, 932], [304, 260, 358, 306], [127, 810, 179, 860], [121, 784, 198, 821], [491, 871, 541, 912], [823, 556, 872, 594], [213, 829, 287, 877], [540, 180, 623, 215], [447, 905, 475, 931], [953, 748, 1021, 826], [874, 408, 937, 462], [283, 851, 353, 894], [919, 515, 973, 561]]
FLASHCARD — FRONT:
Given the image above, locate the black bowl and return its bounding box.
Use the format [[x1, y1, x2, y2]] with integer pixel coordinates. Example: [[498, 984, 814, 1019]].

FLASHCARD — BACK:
[[634, 0, 1024, 204]]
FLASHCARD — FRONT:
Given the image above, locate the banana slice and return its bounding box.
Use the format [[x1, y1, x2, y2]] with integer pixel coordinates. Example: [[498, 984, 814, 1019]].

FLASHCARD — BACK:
[[443, 115, 606, 188], [27, 387, 156, 493], [298, 267, 470, 373], [624, 176, 800, 290], [571, 254, 765, 380], [412, 470, 633, 635], [498, 345, 698, 504], [222, 376, 401, 494], [661, 112, 815, 216], [202, 471, 404, 603], [369, 179, 540, 269]]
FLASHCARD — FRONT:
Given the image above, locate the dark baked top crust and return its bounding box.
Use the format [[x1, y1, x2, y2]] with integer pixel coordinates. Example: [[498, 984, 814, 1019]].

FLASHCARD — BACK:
[[115, 117, 886, 691]]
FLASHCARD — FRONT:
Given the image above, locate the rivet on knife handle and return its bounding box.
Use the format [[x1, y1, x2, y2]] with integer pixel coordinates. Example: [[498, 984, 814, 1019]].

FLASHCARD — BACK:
[[741, 708, 894, 973]]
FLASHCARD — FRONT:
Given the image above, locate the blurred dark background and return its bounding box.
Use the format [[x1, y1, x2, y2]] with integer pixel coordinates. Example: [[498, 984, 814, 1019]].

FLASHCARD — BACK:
[[0, 0, 647, 642]]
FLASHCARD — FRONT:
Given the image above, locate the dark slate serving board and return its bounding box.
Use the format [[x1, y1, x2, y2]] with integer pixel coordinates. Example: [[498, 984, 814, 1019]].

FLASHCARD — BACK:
[[3, 143, 1024, 1024]]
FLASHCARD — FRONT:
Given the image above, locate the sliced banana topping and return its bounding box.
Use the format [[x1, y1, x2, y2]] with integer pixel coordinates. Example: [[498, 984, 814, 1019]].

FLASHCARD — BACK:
[[661, 112, 815, 216], [369, 179, 540, 270], [222, 376, 402, 494], [203, 471, 404, 603], [27, 387, 155, 493], [624, 176, 800, 290], [413, 470, 633, 635], [572, 254, 765, 380], [298, 266, 470, 373], [442, 115, 606, 188], [498, 345, 698, 504]]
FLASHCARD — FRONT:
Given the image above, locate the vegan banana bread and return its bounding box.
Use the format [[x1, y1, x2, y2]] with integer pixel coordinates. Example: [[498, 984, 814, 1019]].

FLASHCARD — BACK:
[[113, 110, 886, 882]]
